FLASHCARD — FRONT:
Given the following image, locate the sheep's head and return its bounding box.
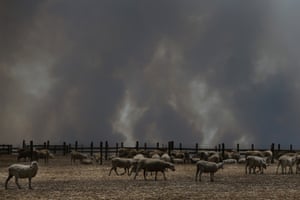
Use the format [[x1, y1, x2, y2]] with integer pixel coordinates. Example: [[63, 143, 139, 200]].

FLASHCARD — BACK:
[[31, 161, 38, 168], [262, 162, 267, 169], [168, 163, 175, 171]]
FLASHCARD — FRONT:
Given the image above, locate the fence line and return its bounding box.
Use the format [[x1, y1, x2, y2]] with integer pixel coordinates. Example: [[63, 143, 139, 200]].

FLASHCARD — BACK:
[[1, 140, 299, 164]]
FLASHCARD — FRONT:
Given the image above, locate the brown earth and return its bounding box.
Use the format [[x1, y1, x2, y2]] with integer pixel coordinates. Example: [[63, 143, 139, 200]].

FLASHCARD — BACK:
[[0, 154, 299, 200]]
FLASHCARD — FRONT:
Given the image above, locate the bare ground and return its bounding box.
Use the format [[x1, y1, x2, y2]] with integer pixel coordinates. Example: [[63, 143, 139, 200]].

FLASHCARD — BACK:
[[0, 155, 299, 200]]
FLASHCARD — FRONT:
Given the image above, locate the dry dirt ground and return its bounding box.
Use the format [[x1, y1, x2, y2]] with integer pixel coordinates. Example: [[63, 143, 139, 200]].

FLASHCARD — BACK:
[[0, 154, 300, 200]]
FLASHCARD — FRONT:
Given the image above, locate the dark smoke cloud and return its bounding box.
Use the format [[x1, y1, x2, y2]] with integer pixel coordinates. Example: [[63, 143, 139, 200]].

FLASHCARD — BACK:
[[1, 1, 300, 147]]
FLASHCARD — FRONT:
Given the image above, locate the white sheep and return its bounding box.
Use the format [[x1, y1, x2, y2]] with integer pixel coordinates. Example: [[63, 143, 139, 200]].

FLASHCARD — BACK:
[[245, 156, 267, 174], [223, 159, 237, 164], [108, 157, 134, 176], [161, 153, 171, 162], [195, 160, 223, 182], [133, 158, 175, 181], [151, 153, 161, 159], [5, 161, 38, 189], [70, 150, 88, 164], [296, 155, 300, 174], [276, 155, 296, 174]]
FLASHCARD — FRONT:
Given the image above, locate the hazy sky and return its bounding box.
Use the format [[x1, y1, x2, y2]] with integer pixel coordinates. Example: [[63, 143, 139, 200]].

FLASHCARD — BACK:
[[1, 1, 300, 147]]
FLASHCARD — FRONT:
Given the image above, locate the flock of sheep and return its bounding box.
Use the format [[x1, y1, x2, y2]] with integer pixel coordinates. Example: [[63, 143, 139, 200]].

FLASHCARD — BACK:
[[3, 147, 300, 189]]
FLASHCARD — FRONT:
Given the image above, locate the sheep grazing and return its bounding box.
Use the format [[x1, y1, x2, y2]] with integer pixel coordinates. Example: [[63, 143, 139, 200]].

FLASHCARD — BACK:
[[109, 157, 134, 176], [133, 159, 175, 181], [245, 156, 267, 174], [5, 161, 38, 189], [70, 151, 88, 164], [276, 155, 296, 174], [195, 160, 223, 182], [36, 149, 50, 164]]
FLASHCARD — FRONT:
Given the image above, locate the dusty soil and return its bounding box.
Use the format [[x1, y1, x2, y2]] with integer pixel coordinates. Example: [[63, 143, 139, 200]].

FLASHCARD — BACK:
[[0, 154, 299, 200]]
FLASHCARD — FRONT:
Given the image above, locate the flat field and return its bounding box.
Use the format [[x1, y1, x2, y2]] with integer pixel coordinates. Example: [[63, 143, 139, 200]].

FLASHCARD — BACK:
[[0, 155, 299, 200]]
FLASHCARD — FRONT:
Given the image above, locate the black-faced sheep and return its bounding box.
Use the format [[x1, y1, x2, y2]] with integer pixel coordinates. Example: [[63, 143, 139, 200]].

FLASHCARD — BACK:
[[195, 160, 223, 182], [133, 159, 175, 181], [109, 157, 134, 176], [5, 161, 38, 189], [245, 156, 267, 174]]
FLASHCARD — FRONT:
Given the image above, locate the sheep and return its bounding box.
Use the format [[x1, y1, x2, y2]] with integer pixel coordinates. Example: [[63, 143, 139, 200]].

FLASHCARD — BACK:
[[245, 156, 267, 174], [109, 157, 134, 176], [195, 160, 223, 182], [17, 148, 38, 162], [223, 159, 237, 164], [5, 161, 38, 189], [244, 150, 264, 158], [208, 152, 223, 163], [80, 158, 93, 165], [262, 150, 273, 164], [151, 153, 161, 159], [118, 148, 138, 158], [70, 150, 88, 164], [133, 158, 175, 181], [276, 155, 296, 174], [36, 149, 50, 164], [296, 155, 300, 174], [161, 153, 171, 162]]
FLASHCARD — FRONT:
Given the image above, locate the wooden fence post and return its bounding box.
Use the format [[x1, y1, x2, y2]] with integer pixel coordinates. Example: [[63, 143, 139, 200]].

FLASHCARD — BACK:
[[105, 141, 108, 160], [290, 144, 293, 152], [136, 141, 139, 151], [179, 143, 182, 151], [47, 140, 50, 149], [271, 143, 275, 163], [278, 144, 281, 152], [195, 143, 199, 154], [75, 141, 78, 151], [63, 142, 66, 156], [144, 142, 147, 151], [251, 144, 254, 151], [100, 141, 103, 165], [116, 142, 119, 156], [121, 142, 124, 148], [156, 142, 159, 149], [237, 144, 240, 152], [30, 140, 33, 161], [222, 143, 225, 158], [90, 142, 94, 156], [23, 140, 26, 149]]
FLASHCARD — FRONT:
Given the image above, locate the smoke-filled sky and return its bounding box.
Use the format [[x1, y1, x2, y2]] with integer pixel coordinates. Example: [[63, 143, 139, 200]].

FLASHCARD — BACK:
[[1, 1, 300, 147]]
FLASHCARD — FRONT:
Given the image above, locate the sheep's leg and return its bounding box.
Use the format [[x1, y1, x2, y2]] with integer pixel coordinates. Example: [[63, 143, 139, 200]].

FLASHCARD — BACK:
[[5, 175, 13, 189], [143, 169, 147, 180], [155, 171, 158, 181], [195, 168, 199, 181], [289, 166, 293, 174], [14, 176, 21, 189], [199, 172, 202, 182], [276, 163, 280, 174], [28, 177, 33, 189], [108, 167, 114, 176], [162, 170, 167, 181], [210, 172, 214, 182]]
